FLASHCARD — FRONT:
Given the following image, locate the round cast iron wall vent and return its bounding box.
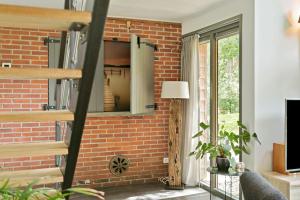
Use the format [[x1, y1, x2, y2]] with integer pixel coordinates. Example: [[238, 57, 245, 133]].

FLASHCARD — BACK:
[[109, 155, 129, 176]]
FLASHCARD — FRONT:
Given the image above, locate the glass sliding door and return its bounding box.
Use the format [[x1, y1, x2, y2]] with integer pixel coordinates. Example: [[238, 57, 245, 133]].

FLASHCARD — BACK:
[[216, 32, 240, 198], [196, 18, 241, 199], [198, 40, 211, 185]]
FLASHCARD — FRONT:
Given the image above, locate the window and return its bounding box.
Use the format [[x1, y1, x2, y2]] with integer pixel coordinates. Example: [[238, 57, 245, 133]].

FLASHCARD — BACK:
[[103, 41, 131, 112], [47, 34, 155, 115], [197, 17, 241, 199], [217, 33, 240, 197]]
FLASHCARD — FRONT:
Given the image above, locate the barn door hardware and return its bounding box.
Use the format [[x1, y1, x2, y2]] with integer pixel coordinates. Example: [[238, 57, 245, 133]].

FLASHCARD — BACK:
[[145, 103, 158, 110], [44, 37, 61, 45], [42, 104, 67, 110], [137, 36, 158, 51]]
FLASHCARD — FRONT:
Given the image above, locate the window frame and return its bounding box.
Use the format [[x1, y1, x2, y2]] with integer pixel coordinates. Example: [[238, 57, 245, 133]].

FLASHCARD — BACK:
[[190, 15, 243, 200]]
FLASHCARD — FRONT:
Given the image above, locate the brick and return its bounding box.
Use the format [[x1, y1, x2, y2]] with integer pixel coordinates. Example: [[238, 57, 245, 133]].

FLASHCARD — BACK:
[[0, 18, 181, 187]]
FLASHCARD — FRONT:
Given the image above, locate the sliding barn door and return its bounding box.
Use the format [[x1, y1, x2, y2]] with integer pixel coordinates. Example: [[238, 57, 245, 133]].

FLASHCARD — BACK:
[[130, 34, 155, 114]]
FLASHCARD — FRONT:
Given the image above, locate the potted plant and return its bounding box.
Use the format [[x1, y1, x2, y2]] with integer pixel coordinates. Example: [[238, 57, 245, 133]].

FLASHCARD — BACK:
[[0, 180, 105, 200], [189, 121, 261, 172]]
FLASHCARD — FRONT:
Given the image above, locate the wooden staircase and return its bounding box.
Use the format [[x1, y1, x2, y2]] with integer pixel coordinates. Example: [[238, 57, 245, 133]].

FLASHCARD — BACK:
[[0, 0, 109, 191], [0, 68, 82, 79], [0, 142, 68, 159], [0, 168, 63, 187], [0, 111, 74, 122], [0, 4, 91, 30]]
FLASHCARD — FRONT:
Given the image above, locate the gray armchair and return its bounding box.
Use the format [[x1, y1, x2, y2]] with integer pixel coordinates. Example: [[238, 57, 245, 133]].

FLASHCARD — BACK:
[[240, 171, 287, 200]]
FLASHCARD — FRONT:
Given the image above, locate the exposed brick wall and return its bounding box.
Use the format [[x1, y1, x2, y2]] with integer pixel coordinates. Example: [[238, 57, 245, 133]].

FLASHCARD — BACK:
[[0, 28, 60, 170], [0, 18, 182, 187], [75, 18, 182, 187]]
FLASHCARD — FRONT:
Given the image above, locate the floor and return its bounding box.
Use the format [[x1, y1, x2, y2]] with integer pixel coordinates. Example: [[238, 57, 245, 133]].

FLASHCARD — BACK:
[[71, 183, 221, 200]]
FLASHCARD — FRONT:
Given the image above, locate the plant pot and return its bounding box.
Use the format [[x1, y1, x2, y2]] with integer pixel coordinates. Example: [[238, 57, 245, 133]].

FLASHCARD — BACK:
[[216, 156, 230, 172]]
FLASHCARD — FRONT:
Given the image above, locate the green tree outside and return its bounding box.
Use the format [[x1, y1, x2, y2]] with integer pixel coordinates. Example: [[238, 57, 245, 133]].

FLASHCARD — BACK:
[[218, 34, 240, 133]]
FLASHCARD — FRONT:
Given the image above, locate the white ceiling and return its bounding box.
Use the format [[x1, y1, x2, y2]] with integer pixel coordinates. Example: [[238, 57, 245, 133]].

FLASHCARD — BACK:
[[0, 0, 64, 9], [0, 0, 226, 22], [108, 0, 226, 22]]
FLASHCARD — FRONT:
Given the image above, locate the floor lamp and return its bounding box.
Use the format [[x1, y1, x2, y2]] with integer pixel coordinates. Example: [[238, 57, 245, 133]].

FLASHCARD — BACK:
[[161, 81, 189, 189]]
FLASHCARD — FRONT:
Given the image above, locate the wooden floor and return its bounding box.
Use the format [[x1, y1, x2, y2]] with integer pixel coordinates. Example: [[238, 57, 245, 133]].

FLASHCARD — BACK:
[[70, 183, 221, 200]]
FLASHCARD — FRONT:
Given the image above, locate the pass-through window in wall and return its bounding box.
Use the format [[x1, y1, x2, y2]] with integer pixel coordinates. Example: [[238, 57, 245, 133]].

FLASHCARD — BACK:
[[47, 34, 155, 115], [103, 41, 131, 112]]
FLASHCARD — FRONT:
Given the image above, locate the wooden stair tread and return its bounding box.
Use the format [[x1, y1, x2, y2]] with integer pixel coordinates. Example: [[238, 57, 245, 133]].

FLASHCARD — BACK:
[[0, 4, 91, 30], [0, 168, 63, 187], [0, 142, 68, 159], [0, 68, 82, 79], [0, 111, 74, 122]]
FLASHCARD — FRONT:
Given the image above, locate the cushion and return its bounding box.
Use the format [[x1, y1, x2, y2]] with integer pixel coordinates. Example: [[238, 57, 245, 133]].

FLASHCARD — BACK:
[[240, 171, 287, 200]]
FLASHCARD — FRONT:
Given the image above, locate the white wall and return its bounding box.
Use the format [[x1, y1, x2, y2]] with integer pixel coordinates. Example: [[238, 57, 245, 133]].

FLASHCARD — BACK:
[[254, 0, 300, 171], [182, 0, 256, 169], [183, 0, 300, 172]]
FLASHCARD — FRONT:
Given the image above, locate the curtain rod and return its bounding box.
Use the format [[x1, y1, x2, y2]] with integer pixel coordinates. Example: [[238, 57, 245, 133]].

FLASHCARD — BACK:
[[182, 14, 242, 38]]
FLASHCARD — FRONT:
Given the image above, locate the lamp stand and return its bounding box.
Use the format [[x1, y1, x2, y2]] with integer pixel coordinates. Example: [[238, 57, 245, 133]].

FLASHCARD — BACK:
[[167, 99, 184, 190]]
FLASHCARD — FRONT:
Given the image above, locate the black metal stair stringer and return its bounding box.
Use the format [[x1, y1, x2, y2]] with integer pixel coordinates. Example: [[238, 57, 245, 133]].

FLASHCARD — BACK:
[[62, 0, 110, 190]]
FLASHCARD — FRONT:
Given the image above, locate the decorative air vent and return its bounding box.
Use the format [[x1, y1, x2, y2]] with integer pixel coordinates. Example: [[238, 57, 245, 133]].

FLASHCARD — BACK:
[[109, 155, 129, 176]]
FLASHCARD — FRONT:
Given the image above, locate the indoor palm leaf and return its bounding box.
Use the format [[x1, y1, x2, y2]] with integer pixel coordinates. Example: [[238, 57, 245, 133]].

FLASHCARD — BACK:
[[0, 179, 105, 200]]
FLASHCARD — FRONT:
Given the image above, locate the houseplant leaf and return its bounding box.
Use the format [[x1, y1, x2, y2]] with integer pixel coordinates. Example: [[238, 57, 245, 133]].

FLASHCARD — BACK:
[[242, 146, 250, 154], [237, 121, 247, 129], [231, 142, 242, 155], [192, 130, 203, 138], [195, 141, 203, 149], [252, 132, 261, 145], [242, 130, 251, 144], [67, 188, 105, 200], [195, 150, 202, 159], [199, 122, 209, 130]]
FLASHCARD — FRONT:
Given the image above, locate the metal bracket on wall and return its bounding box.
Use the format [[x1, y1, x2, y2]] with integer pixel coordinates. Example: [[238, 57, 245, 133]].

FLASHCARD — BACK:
[[145, 103, 158, 110], [42, 104, 66, 110], [137, 36, 158, 51], [44, 37, 61, 45], [71, 79, 80, 90], [137, 36, 141, 48], [55, 121, 62, 167], [69, 22, 88, 32], [80, 25, 89, 44], [43, 105, 56, 110]]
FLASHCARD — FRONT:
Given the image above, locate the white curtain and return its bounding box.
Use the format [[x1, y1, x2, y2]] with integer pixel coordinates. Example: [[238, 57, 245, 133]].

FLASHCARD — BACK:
[[181, 35, 200, 186]]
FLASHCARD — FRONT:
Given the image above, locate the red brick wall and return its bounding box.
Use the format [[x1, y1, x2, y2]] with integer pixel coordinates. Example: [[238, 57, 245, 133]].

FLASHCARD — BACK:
[[0, 28, 60, 170], [0, 18, 182, 187]]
